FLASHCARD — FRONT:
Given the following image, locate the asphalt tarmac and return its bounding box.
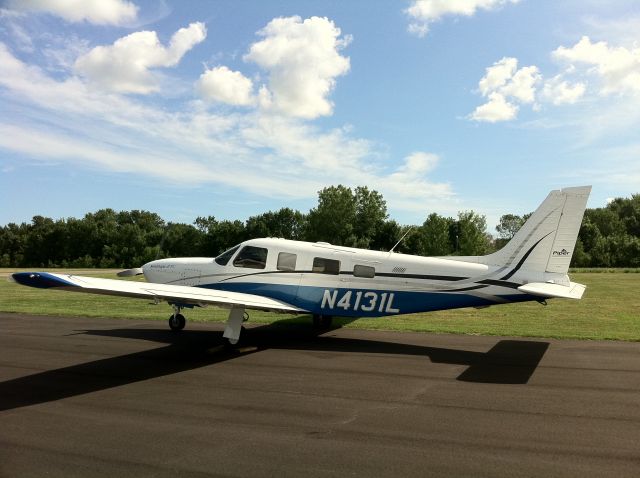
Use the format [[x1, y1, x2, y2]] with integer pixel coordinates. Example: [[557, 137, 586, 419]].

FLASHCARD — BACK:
[[0, 313, 638, 477]]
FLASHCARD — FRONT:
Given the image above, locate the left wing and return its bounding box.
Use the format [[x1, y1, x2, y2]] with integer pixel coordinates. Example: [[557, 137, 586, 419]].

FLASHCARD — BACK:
[[11, 272, 306, 313]]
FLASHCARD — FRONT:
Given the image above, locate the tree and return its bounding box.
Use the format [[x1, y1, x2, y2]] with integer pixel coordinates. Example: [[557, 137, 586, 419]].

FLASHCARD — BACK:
[[195, 219, 246, 257], [456, 211, 490, 255], [419, 213, 454, 256], [305, 185, 357, 245], [353, 186, 388, 248], [496, 214, 525, 239], [245, 208, 307, 240]]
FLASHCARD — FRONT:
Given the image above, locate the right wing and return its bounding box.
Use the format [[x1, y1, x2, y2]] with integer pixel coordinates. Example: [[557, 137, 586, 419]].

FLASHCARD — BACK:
[[11, 272, 306, 313]]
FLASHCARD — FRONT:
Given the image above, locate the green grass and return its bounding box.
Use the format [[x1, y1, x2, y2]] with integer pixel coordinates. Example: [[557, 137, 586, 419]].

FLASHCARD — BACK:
[[1, 269, 639, 341]]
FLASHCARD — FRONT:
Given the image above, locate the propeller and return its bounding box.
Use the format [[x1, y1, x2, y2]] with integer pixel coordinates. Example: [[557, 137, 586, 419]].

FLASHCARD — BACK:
[[117, 267, 144, 277]]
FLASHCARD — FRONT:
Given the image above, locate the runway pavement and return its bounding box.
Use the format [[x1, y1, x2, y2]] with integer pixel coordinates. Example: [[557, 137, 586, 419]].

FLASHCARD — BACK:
[[0, 312, 638, 477]]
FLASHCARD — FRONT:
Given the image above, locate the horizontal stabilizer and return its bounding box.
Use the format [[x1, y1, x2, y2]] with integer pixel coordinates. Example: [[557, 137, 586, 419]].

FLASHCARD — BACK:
[[518, 281, 586, 300]]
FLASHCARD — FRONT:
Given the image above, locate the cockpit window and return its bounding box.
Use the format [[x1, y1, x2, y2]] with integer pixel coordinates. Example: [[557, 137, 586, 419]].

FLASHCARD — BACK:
[[215, 245, 240, 266], [233, 246, 268, 269]]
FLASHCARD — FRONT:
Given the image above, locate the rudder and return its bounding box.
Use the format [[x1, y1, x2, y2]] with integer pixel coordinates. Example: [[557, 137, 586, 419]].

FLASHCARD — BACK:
[[482, 186, 591, 277]]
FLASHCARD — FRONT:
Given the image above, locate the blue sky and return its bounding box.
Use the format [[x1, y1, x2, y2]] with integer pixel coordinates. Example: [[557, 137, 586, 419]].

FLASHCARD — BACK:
[[1, 0, 639, 233]]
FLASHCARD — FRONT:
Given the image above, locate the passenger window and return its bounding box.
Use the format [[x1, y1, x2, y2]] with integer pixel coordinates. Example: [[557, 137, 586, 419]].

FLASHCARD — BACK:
[[233, 246, 268, 269], [277, 252, 297, 271], [313, 257, 340, 275], [353, 264, 375, 278], [215, 245, 240, 266]]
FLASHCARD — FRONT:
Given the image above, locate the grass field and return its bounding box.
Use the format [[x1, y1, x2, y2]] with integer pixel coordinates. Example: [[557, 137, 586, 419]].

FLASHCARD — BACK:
[[1, 269, 638, 341]]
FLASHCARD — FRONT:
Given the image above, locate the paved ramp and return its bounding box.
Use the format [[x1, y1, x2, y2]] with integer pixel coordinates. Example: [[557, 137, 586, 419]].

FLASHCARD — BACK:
[[1, 313, 638, 477]]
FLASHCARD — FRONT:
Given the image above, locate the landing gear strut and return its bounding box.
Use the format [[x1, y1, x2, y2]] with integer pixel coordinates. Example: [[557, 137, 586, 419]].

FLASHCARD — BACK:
[[169, 305, 186, 331]]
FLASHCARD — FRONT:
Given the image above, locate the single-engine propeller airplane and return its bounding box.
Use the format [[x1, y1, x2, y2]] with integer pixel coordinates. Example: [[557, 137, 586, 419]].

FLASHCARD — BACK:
[[11, 186, 591, 345]]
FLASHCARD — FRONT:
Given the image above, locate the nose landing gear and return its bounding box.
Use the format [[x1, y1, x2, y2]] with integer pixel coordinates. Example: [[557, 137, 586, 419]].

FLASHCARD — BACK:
[[169, 305, 186, 331]]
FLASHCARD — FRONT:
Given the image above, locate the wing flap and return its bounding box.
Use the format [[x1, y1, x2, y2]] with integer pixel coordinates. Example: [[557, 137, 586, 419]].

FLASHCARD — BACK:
[[517, 281, 586, 300], [12, 272, 305, 313]]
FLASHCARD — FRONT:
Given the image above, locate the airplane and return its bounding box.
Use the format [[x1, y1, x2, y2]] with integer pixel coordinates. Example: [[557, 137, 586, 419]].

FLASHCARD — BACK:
[[11, 186, 591, 345]]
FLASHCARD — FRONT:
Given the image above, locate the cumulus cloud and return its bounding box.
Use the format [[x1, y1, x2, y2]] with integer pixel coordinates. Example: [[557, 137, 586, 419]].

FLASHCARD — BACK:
[[552, 36, 640, 96], [405, 0, 520, 37], [478, 57, 517, 95], [0, 42, 455, 214], [469, 92, 518, 122], [541, 75, 586, 105], [9, 0, 138, 26], [74, 22, 206, 94], [198, 66, 255, 106], [470, 57, 539, 122], [242, 16, 351, 119], [195, 16, 352, 119]]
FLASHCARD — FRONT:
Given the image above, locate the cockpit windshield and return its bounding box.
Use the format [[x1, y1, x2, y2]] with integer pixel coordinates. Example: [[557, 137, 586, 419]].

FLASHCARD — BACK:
[[214, 245, 240, 265]]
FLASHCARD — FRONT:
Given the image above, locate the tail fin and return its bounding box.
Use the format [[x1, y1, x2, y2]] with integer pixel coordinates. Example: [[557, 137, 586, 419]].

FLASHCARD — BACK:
[[484, 186, 591, 277]]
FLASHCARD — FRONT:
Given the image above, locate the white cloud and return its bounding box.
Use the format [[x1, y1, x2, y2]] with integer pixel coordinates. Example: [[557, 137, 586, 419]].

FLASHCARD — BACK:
[[242, 16, 351, 119], [552, 36, 640, 96], [499, 65, 540, 103], [541, 75, 586, 105], [391, 151, 439, 177], [405, 0, 520, 37], [380, 152, 453, 210], [0, 42, 454, 214], [9, 0, 138, 26], [469, 92, 518, 122], [470, 57, 539, 122], [198, 66, 255, 106], [74, 22, 206, 94], [470, 36, 640, 123], [478, 57, 517, 96]]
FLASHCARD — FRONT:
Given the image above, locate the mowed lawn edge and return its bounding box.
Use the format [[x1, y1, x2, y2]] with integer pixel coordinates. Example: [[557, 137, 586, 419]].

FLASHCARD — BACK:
[[1, 269, 638, 341]]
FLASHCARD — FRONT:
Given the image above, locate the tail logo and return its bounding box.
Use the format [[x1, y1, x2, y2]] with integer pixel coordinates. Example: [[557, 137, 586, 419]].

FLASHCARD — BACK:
[[552, 249, 570, 256]]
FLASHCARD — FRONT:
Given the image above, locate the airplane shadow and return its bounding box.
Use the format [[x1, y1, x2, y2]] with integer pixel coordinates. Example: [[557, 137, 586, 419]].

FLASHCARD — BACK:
[[0, 317, 549, 412]]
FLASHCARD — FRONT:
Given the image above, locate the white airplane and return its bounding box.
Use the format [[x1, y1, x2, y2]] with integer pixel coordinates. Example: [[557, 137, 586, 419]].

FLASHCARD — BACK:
[[11, 186, 591, 345]]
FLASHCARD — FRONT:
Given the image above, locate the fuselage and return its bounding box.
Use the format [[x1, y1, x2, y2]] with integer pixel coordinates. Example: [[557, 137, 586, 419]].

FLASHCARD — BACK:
[[142, 238, 539, 317]]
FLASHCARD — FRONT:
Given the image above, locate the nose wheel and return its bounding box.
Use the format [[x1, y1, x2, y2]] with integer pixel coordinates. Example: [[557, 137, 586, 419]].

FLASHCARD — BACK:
[[169, 305, 186, 331]]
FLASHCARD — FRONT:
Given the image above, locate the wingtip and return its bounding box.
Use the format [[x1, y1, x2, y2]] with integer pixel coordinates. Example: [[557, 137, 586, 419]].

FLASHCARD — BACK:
[[11, 272, 75, 289]]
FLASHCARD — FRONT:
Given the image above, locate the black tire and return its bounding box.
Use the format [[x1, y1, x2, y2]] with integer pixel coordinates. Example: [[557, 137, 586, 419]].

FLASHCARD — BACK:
[[169, 313, 186, 331]]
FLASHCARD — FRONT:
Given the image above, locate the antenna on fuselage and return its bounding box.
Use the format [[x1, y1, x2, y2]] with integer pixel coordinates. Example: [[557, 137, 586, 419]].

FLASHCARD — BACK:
[[389, 226, 414, 253]]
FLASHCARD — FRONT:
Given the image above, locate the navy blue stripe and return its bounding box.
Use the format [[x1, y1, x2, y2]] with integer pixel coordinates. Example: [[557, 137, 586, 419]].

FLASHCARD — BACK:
[[500, 232, 554, 280]]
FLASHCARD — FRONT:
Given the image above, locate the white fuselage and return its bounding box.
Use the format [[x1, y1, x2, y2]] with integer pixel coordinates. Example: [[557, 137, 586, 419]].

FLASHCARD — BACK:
[[141, 238, 537, 317]]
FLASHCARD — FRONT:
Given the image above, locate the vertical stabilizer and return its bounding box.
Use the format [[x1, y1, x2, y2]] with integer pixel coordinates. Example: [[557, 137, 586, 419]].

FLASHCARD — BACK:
[[544, 186, 591, 273], [482, 186, 591, 277]]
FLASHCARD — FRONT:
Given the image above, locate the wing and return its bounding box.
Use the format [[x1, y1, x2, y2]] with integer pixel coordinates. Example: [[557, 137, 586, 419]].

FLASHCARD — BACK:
[[11, 272, 306, 313]]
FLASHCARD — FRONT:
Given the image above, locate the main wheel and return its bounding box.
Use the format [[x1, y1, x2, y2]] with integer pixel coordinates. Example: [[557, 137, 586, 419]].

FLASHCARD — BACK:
[[321, 315, 333, 328], [169, 313, 186, 331]]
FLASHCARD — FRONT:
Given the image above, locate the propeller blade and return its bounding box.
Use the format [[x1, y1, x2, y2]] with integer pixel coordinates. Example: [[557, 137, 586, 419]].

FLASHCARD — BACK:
[[117, 268, 144, 277]]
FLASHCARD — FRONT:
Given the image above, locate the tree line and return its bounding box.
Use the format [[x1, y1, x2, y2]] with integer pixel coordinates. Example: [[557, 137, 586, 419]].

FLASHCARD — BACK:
[[1, 186, 638, 268]]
